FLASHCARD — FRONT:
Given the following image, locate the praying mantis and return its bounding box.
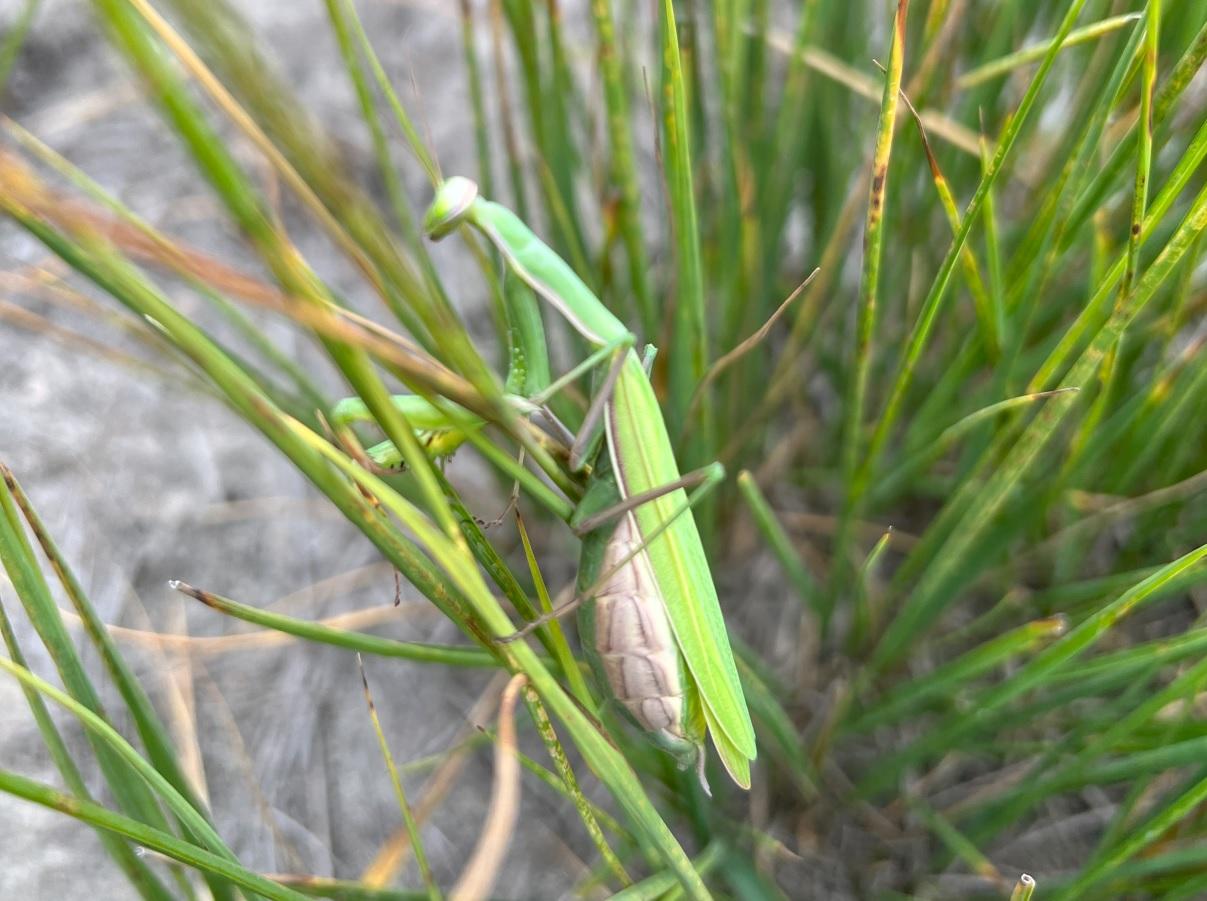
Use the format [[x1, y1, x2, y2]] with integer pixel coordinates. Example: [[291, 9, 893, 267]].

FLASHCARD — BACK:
[[339, 177, 756, 791]]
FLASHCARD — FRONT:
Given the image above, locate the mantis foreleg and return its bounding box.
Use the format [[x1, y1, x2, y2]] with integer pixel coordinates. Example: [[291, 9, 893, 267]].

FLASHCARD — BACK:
[[571, 462, 725, 536]]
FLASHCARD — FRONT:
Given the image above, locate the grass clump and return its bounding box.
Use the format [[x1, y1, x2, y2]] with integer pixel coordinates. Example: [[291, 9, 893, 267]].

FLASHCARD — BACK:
[[1, 0, 1206, 897]]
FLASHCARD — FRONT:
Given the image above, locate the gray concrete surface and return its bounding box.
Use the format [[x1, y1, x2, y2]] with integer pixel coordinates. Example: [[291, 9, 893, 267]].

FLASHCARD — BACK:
[[0, 1, 596, 896]]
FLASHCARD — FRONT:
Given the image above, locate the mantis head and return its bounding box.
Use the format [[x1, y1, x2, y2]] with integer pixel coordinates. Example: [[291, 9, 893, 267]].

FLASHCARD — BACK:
[[424, 176, 479, 240]]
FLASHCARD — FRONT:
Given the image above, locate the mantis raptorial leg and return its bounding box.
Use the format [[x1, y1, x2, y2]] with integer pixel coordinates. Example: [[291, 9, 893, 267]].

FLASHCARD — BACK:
[[566, 342, 630, 473], [570, 463, 725, 536], [526, 333, 634, 473]]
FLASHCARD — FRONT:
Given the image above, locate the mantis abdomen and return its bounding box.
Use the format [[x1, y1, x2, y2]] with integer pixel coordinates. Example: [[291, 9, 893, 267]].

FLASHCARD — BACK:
[[593, 512, 687, 742]]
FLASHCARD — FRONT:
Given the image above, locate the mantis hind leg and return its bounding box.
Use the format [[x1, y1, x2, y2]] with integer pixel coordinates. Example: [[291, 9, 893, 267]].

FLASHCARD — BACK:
[[571, 462, 725, 536], [499, 461, 725, 641]]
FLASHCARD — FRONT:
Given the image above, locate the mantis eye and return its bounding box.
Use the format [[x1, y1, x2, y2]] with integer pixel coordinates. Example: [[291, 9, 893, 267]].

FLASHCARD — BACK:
[[424, 176, 479, 240]]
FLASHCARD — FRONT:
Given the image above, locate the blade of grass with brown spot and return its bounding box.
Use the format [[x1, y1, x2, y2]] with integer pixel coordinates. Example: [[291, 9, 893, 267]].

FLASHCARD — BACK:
[[857, 0, 1093, 492], [522, 685, 631, 889], [829, 0, 909, 626]]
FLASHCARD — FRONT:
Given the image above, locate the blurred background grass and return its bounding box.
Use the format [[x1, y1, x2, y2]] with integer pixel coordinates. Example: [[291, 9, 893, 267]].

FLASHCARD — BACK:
[[0, 0, 1205, 898]]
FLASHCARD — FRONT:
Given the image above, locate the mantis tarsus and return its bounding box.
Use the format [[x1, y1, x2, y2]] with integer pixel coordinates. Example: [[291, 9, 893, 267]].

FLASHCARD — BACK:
[[341, 176, 756, 791]]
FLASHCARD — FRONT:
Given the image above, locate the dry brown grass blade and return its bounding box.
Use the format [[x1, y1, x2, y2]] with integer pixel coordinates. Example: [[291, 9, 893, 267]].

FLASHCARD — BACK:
[[761, 28, 982, 155], [0, 147, 488, 416], [779, 509, 920, 551], [0, 251, 244, 385], [0, 262, 167, 342], [685, 268, 819, 427], [0, 297, 164, 374], [450, 672, 527, 901], [160, 600, 209, 808]]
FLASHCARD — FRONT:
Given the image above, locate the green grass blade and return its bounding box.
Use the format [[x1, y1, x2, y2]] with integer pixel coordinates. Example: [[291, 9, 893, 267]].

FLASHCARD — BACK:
[[323, 0, 421, 248], [659, 0, 709, 445], [285, 414, 712, 898], [357, 658, 439, 899], [846, 616, 1067, 734], [0, 601, 176, 901], [0, 770, 308, 901], [0, 461, 189, 836], [0, 0, 42, 94], [863, 543, 1207, 795], [590, 0, 655, 336], [0, 655, 250, 874], [1055, 770, 1207, 901], [858, 0, 1092, 489], [513, 510, 591, 705], [831, 0, 909, 619], [332, 0, 440, 186], [872, 181, 1207, 670], [1061, 16, 1207, 249], [610, 843, 725, 901], [458, 0, 494, 199], [957, 13, 1141, 88], [2, 466, 218, 826], [521, 686, 631, 889], [736, 470, 820, 612], [171, 581, 498, 668]]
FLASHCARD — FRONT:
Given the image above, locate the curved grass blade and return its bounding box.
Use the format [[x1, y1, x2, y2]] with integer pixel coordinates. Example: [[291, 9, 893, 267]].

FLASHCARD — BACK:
[[957, 13, 1141, 88], [0, 601, 175, 901], [830, 0, 909, 621], [0, 656, 252, 863], [286, 415, 713, 898], [170, 582, 498, 668], [2, 465, 220, 829], [0, 770, 308, 901]]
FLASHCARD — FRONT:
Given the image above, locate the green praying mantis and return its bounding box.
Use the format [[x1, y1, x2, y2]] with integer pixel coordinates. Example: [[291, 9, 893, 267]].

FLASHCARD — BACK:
[[337, 177, 756, 791]]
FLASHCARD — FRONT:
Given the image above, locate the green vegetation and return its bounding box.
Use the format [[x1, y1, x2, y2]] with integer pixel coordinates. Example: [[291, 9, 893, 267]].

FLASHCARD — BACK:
[[1, 0, 1205, 897]]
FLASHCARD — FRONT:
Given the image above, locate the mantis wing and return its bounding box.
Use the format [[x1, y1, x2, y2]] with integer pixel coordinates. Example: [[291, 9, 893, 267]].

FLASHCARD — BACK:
[[607, 352, 757, 780]]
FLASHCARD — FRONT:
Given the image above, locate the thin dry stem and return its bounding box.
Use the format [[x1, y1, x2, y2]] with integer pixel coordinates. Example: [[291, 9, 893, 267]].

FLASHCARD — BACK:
[[450, 673, 528, 901]]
